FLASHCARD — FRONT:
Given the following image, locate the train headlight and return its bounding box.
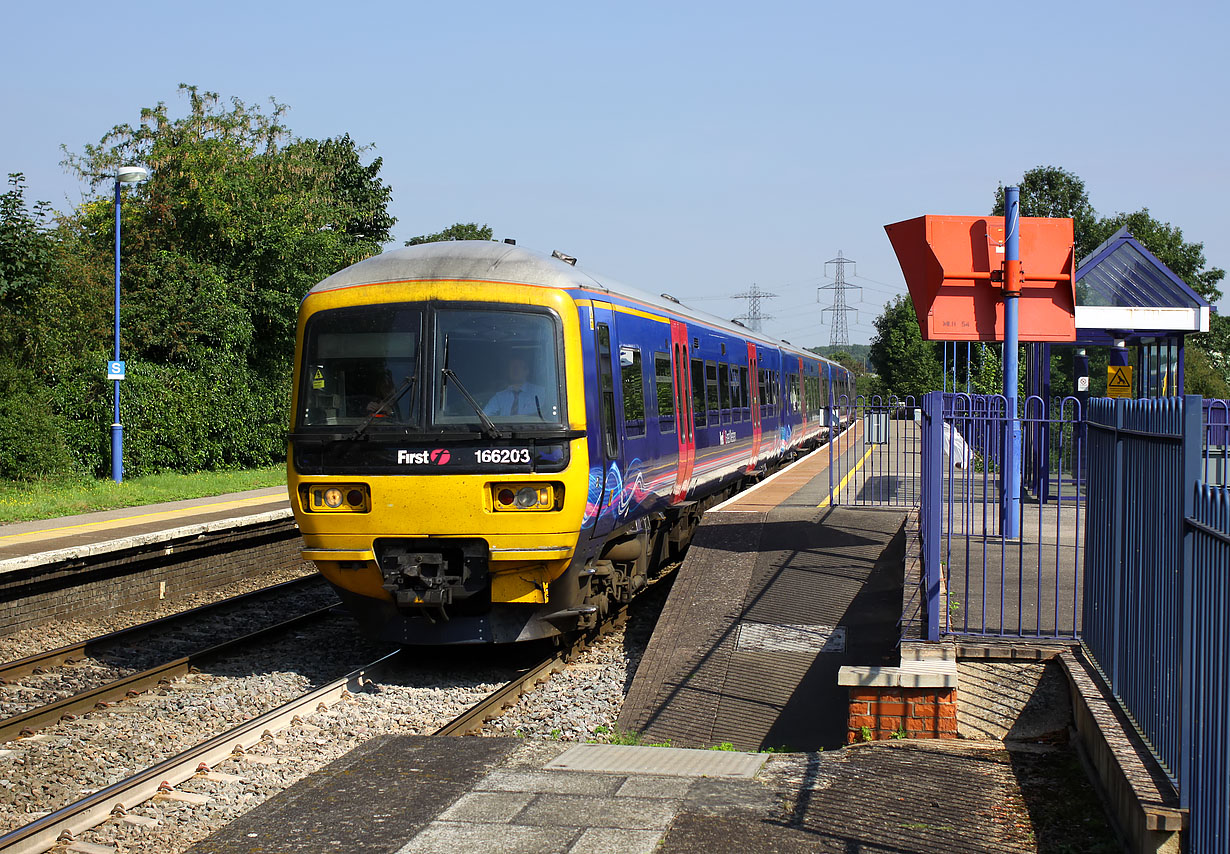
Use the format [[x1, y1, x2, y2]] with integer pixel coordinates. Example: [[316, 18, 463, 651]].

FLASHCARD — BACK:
[[302, 484, 370, 513], [490, 483, 560, 511]]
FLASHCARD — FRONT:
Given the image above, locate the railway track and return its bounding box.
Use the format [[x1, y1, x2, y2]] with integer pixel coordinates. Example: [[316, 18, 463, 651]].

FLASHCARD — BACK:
[[0, 606, 635, 853], [0, 651, 401, 854], [0, 576, 335, 744]]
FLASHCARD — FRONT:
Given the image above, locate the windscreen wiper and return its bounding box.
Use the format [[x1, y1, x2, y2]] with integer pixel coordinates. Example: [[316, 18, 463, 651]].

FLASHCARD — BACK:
[[441, 368, 504, 439], [350, 374, 416, 440]]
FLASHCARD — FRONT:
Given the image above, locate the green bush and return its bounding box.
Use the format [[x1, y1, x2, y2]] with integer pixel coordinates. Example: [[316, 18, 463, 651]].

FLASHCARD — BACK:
[[16, 353, 289, 480], [0, 361, 81, 480]]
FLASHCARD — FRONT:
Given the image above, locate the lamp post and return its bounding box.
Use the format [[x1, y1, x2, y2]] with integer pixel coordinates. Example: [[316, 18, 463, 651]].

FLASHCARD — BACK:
[[111, 165, 148, 483]]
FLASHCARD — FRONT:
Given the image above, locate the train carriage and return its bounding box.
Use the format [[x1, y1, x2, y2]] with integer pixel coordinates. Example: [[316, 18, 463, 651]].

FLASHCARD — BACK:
[[287, 242, 852, 644]]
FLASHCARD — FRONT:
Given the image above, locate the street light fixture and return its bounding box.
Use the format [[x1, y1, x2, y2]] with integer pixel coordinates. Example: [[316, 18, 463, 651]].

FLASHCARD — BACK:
[[110, 164, 149, 483]]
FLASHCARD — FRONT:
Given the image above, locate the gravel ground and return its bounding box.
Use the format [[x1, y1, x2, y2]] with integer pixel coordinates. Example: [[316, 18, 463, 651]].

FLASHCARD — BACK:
[[0, 564, 317, 663], [0, 573, 337, 720], [480, 577, 671, 743], [35, 648, 516, 853], [6, 577, 672, 853]]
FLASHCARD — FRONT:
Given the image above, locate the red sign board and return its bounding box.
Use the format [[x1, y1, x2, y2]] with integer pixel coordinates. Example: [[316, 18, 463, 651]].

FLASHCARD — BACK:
[[884, 215, 1076, 342]]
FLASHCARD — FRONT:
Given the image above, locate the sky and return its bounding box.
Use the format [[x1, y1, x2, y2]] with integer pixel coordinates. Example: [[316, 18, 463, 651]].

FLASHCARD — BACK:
[[3, 0, 1227, 347]]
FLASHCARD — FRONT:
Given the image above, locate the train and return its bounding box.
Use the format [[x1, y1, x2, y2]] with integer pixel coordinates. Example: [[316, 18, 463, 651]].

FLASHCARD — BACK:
[[286, 241, 854, 644]]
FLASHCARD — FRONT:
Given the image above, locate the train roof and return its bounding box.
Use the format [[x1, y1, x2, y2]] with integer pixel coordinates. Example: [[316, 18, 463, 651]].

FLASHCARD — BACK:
[[309, 242, 837, 367]]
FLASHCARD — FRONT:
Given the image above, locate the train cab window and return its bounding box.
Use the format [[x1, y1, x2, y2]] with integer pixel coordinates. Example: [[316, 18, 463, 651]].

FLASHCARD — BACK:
[[718, 362, 730, 418], [691, 358, 707, 427], [298, 304, 423, 429], [432, 308, 564, 430], [620, 346, 645, 437], [705, 361, 720, 415], [654, 352, 675, 430]]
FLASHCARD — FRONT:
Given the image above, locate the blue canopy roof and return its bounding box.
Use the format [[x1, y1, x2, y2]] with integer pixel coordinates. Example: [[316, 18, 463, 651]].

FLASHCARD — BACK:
[[1072, 226, 1210, 343]]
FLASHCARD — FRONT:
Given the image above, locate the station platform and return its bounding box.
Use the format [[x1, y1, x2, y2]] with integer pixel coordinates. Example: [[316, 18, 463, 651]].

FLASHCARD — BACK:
[[620, 443, 908, 750], [0, 487, 290, 571], [188, 734, 1057, 854], [0, 487, 298, 635]]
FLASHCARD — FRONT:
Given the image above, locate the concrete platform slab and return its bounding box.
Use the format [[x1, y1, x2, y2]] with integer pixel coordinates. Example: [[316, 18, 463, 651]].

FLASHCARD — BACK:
[[620, 501, 906, 751], [190, 735, 1117, 854]]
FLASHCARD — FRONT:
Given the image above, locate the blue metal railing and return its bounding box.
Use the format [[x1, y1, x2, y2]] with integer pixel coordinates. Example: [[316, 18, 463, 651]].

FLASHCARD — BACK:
[[917, 390, 1228, 848], [1183, 483, 1230, 852], [1083, 396, 1194, 782], [1081, 394, 1230, 852], [921, 392, 1084, 639]]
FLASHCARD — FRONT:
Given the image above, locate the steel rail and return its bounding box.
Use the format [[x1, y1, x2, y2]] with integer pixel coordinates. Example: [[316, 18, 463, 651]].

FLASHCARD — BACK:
[[433, 604, 634, 737], [0, 604, 339, 744], [433, 651, 566, 736], [0, 650, 401, 854], [0, 574, 326, 683]]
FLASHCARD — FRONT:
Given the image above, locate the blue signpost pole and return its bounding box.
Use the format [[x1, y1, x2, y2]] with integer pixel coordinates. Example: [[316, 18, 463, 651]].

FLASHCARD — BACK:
[[111, 178, 123, 484], [1003, 186, 1022, 538]]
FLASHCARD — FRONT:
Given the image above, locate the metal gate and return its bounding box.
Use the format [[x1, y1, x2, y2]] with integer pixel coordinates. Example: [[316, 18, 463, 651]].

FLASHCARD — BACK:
[[824, 395, 921, 508]]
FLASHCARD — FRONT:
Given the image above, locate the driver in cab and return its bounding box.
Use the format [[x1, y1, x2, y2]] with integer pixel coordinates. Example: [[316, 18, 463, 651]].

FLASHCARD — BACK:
[[484, 355, 545, 418]]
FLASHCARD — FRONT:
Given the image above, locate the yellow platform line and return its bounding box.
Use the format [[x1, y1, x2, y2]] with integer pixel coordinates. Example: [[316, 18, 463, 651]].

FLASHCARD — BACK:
[[818, 446, 873, 509], [0, 493, 289, 545]]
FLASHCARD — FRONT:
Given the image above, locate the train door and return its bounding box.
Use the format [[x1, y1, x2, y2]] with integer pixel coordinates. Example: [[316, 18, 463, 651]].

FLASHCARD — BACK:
[[747, 343, 761, 472], [670, 320, 695, 502], [797, 357, 805, 427], [591, 302, 620, 538]]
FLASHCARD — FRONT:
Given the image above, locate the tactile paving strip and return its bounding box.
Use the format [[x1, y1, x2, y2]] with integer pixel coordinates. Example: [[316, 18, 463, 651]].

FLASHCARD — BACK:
[[544, 743, 767, 778]]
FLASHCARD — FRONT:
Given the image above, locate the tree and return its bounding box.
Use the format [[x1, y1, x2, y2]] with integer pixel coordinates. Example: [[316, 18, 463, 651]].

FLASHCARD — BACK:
[[405, 222, 493, 246], [62, 84, 395, 371], [868, 295, 942, 400], [0, 84, 399, 480], [0, 174, 55, 307], [993, 166, 1098, 259]]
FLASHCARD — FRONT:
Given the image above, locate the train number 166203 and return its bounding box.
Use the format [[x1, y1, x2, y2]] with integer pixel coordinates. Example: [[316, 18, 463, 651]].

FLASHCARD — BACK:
[[474, 448, 532, 464]]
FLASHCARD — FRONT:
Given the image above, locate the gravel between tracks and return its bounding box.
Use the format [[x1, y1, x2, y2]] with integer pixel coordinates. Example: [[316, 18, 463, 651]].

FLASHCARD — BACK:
[[0, 570, 336, 720], [23, 579, 671, 853]]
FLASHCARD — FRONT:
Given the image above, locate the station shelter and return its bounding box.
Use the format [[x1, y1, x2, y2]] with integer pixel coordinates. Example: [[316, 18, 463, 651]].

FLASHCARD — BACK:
[[1026, 226, 1211, 403]]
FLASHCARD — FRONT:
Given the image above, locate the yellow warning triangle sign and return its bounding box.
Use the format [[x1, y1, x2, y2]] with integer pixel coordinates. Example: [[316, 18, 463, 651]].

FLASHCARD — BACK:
[[1107, 365, 1133, 398]]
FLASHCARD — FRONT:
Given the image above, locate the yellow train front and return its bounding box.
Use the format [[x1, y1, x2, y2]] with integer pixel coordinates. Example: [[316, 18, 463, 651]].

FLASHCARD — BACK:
[[287, 243, 602, 644]]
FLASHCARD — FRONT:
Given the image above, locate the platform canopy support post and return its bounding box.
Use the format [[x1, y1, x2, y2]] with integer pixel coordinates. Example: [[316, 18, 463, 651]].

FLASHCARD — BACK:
[[1003, 186, 1023, 539]]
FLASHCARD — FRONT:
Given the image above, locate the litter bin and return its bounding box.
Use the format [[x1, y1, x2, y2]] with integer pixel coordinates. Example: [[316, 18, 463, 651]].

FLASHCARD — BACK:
[[864, 411, 889, 444]]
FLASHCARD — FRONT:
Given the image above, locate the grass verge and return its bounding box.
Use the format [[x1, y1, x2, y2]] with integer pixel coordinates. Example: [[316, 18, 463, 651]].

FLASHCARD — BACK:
[[0, 466, 287, 524]]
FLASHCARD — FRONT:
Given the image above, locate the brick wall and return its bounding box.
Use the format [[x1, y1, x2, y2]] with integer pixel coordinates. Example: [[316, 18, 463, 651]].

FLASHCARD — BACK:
[[0, 520, 310, 637], [847, 686, 959, 742]]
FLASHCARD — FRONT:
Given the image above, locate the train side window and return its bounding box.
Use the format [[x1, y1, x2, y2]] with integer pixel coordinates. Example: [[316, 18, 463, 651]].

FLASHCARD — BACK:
[[757, 368, 768, 417], [691, 358, 707, 427], [704, 360, 719, 415], [620, 346, 645, 437], [718, 362, 730, 417], [654, 352, 674, 430], [738, 366, 749, 414], [596, 324, 618, 458]]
